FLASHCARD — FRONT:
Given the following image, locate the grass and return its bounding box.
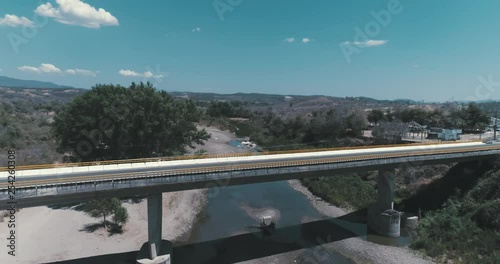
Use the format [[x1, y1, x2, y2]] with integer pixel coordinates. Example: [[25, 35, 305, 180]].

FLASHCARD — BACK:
[[301, 175, 376, 210]]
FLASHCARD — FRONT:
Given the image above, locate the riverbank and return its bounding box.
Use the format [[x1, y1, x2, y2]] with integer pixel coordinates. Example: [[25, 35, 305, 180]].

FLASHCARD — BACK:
[[288, 180, 433, 264]]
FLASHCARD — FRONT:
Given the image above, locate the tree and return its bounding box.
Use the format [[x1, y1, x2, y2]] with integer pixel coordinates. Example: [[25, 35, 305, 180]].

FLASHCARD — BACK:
[[399, 108, 428, 125], [367, 109, 385, 125], [464, 103, 490, 130], [52, 82, 209, 161], [82, 198, 122, 227], [372, 121, 409, 143], [344, 109, 367, 137], [385, 109, 395, 122], [112, 206, 129, 227]]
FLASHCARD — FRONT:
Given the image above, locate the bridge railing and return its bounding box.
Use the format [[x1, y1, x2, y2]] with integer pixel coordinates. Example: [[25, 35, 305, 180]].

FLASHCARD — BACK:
[[0, 140, 481, 172], [1, 147, 498, 206]]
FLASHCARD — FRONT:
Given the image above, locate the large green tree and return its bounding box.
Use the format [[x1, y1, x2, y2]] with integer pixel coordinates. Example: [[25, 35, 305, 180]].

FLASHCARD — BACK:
[[52, 82, 209, 161], [464, 103, 490, 130], [367, 109, 386, 125]]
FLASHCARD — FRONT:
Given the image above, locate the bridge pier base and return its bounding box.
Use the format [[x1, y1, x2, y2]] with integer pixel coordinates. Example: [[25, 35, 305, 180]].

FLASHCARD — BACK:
[[136, 193, 172, 264], [368, 169, 401, 237]]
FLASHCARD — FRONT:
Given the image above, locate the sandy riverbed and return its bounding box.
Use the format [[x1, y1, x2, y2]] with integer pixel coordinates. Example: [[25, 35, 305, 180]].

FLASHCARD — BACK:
[[0, 190, 207, 264]]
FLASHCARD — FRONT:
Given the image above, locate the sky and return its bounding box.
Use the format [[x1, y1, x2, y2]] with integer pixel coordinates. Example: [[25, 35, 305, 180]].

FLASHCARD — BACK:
[[1, 0, 500, 102]]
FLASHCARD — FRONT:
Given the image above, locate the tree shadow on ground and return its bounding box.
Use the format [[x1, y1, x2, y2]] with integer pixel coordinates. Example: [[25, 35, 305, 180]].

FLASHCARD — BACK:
[[79, 222, 107, 233], [79, 221, 124, 236], [108, 224, 125, 236]]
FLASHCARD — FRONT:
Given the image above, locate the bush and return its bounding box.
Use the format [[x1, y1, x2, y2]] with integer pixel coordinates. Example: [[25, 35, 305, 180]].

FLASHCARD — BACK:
[[472, 200, 500, 230], [467, 170, 500, 203], [412, 200, 500, 262], [302, 175, 376, 210]]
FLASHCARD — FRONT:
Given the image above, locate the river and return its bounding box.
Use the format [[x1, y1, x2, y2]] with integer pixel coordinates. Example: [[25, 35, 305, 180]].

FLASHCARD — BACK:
[[183, 180, 356, 263]]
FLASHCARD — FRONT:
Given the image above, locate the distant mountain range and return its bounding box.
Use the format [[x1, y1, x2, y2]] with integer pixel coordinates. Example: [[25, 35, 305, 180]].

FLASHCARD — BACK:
[[0, 76, 74, 89], [169, 91, 420, 105], [0, 75, 449, 104]]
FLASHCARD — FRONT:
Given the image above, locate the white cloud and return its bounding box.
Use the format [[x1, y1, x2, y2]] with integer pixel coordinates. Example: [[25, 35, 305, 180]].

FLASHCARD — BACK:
[[18, 63, 61, 73], [118, 69, 142, 77], [65, 68, 97, 77], [302, 38, 312, 43], [343, 39, 388, 47], [18, 63, 97, 76], [119, 69, 163, 79], [284, 37, 295, 43], [35, 0, 119, 29], [39, 63, 61, 73], [192, 27, 201, 32], [0, 14, 35, 28], [18, 66, 40, 73]]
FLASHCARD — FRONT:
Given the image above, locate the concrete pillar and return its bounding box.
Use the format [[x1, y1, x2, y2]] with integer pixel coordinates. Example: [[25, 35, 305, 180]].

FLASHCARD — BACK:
[[148, 193, 162, 257], [137, 193, 172, 264], [368, 169, 400, 237], [377, 169, 395, 211]]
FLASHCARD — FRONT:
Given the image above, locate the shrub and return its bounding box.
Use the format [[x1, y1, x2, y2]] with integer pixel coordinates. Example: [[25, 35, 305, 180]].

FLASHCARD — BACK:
[[302, 175, 376, 210], [412, 200, 499, 262], [472, 200, 500, 230]]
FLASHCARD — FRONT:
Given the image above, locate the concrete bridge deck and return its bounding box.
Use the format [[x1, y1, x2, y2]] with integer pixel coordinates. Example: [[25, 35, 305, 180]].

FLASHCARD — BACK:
[[1, 141, 498, 210]]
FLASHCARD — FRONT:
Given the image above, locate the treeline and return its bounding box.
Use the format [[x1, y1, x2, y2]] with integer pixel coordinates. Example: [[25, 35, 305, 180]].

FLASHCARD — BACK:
[[368, 103, 490, 130], [249, 107, 368, 150], [205, 101, 253, 118], [0, 100, 62, 165]]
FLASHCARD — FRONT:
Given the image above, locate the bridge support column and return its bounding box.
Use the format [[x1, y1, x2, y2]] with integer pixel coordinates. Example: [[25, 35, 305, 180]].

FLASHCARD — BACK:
[[148, 193, 163, 255], [136, 193, 172, 264], [368, 169, 401, 237]]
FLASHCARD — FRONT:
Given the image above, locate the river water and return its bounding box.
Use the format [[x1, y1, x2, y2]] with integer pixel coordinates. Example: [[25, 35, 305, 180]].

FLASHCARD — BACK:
[[182, 179, 414, 264], [182, 181, 354, 263]]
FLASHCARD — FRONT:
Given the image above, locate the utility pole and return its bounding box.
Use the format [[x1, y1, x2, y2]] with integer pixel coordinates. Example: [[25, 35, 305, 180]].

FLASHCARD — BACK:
[[494, 115, 497, 141]]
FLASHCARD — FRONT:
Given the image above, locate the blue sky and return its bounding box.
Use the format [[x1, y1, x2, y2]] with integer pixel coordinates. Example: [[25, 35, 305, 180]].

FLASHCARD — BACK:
[[1, 0, 500, 102]]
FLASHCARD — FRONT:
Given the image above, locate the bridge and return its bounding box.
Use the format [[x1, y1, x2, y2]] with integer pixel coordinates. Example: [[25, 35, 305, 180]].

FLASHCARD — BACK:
[[2, 141, 499, 262]]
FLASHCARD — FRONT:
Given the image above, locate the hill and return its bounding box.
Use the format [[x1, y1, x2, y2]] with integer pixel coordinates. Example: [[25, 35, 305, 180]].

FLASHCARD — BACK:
[[0, 76, 74, 89]]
